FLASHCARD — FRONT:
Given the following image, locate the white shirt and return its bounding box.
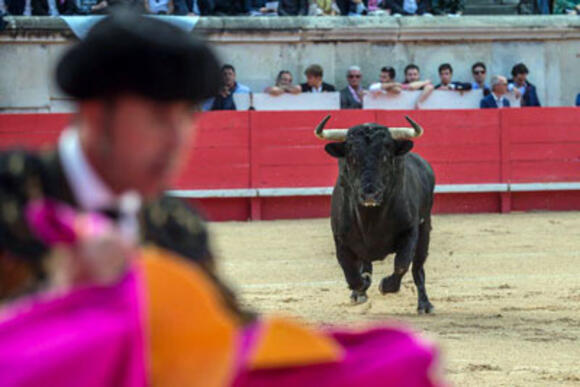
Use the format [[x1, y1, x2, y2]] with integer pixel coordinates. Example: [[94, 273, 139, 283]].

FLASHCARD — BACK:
[[58, 128, 141, 243], [403, 0, 418, 14], [491, 92, 506, 109]]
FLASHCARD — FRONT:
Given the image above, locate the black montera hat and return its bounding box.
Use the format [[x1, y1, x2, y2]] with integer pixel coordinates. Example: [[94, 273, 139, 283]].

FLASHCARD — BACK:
[[56, 11, 220, 102]]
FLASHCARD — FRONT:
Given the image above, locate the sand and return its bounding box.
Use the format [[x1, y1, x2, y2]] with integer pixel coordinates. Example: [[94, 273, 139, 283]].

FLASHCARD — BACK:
[[209, 212, 580, 386]]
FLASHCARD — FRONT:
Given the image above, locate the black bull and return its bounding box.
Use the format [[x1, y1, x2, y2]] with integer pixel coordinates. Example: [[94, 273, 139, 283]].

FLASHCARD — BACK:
[[317, 116, 435, 313]]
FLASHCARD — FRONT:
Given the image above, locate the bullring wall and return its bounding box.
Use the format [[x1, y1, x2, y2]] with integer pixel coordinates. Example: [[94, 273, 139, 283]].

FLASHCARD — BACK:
[[1, 108, 579, 221]]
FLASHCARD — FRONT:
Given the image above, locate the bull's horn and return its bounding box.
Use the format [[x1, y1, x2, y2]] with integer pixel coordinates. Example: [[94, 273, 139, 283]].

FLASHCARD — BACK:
[[387, 116, 424, 140], [314, 115, 348, 141]]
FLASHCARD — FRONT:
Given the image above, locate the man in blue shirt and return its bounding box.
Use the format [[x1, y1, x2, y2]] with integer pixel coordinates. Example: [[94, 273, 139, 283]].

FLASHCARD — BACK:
[[210, 64, 251, 111], [480, 75, 510, 108], [471, 62, 491, 97]]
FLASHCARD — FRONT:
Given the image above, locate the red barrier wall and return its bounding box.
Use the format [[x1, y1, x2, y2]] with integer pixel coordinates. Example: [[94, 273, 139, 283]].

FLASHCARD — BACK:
[[1, 108, 579, 221]]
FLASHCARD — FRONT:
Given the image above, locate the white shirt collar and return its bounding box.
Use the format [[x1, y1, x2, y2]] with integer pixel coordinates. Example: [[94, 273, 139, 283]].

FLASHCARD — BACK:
[[491, 92, 505, 107], [59, 128, 118, 211], [58, 128, 142, 242]]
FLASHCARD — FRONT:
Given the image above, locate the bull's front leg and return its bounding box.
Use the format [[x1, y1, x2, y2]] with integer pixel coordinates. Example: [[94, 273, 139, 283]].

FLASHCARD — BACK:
[[336, 244, 371, 304], [379, 226, 418, 295]]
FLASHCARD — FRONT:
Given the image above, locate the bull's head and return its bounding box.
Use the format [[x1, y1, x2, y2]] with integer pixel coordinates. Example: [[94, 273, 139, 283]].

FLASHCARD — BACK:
[[315, 115, 423, 207]]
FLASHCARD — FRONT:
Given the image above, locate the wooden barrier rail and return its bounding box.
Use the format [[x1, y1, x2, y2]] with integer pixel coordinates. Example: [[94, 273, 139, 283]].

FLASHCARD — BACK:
[[1, 107, 579, 221]]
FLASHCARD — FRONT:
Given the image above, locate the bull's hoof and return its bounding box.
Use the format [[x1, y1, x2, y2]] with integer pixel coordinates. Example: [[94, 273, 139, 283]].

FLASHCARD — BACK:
[[417, 301, 434, 314], [350, 290, 368, 304], [379, 275, 401, 295]]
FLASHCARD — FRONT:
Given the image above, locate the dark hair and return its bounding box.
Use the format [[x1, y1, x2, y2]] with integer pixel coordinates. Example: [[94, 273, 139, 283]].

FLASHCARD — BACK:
[[472, 62, 486, 72], [222, 64, 235, 73], [404, 64, 419, 75], [381, 66, 396, 80], [511, 63, 529, 77], [438, 63, 453, 74], [276, 70, 292, 84], [56, 11, 221, 102], [305, 64, 323, 77]]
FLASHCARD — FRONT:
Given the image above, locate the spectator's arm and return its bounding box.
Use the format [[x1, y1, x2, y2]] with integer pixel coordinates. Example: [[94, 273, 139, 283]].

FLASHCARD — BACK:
[[407, 80, 432, 91], [264, 86, 284, 96], [287, 85, 302, 94], [455, 82, 472, 91], [415, 83, 434, 109]]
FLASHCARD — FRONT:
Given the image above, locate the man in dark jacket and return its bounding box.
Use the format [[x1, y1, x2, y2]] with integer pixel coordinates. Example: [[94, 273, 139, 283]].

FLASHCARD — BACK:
[[340, 65, 364, 109], [300, 64, 336, 93], [434, 63, 472, 91], [480, 75, 510, 108], [508, 63, 541, 107]]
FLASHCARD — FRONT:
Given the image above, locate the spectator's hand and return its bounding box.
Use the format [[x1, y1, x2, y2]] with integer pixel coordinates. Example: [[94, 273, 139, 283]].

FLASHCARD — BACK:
[[438, 85, 450, 91], [513, 89, 521, 99], [267, 87, 285, 96], [219, 87, 230, 98], [91, 0, 108, 11]]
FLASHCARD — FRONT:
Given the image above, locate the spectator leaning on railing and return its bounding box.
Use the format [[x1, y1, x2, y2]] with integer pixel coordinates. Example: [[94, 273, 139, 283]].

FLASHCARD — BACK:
[[508, 63, 541, 107], [434, 63, 472, 91], [480, 75, 510, 109], [402, 64, 435, 109], [340, 66, 364, 109], [300, 64, 336, 93], [369, 66, 402, 95], [264, 70, 301, 96]]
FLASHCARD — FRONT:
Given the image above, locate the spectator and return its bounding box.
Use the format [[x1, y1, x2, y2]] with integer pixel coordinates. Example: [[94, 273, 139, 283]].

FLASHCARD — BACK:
[[381, 0, 431, 15], [210, 64, 251, 111], [145, 0, 174, 13], [213, 0, 250, 14], [431, 0, 463, 14], [554, 0, 580, 13], [480, 75, 510, 109], [369, 66, 402, 95], [508, 63, 541, 107], [277, 0, 307, 14], [435, 63, 472, 91], [402, 64, 435, 108], [340, 66, 364, 109], [576, 93, 580, 106], [471, 62, 491, 96], [264, 70, 301, 96], [300, 64, 336, 93]]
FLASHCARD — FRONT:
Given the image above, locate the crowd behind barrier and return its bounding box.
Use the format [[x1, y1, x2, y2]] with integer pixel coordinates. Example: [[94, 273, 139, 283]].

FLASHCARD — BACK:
[[1, 0, 578, 16], [206, 61, 563, 112]]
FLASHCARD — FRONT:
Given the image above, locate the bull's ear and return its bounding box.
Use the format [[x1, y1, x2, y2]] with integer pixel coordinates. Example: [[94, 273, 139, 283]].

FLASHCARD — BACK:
[[325, 142, 346, 158], [394, 140, 413, 156]]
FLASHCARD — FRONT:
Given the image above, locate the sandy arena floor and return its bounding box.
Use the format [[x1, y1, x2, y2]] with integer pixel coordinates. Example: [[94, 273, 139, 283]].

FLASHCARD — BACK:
[[209, 212, 580, 386]]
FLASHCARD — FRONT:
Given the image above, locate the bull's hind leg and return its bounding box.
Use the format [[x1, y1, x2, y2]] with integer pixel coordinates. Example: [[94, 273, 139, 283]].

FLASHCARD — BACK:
[[336, 244, 371, 304], [412, 217, 434, 314]]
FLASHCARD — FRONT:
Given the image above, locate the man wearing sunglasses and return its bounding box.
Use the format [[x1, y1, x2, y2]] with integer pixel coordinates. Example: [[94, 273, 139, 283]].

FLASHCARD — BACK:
[[471, 62, 491, 97], [340, 65, 365, 109]]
